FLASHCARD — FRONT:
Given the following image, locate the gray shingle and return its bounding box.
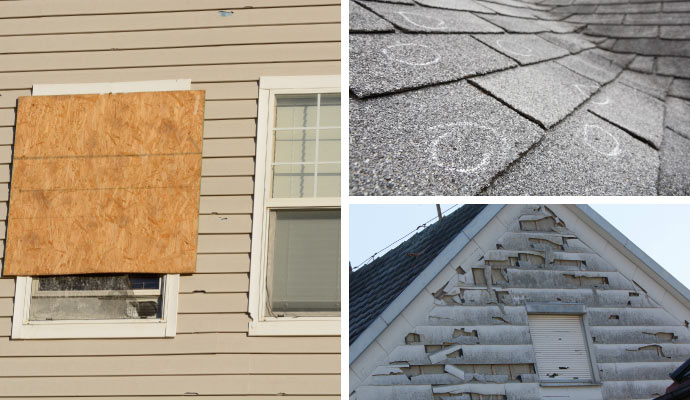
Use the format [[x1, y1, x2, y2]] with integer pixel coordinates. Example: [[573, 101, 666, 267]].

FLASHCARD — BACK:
[[414, 0, 495, 12], [658, 57, 690, 78], [590, 48, 635, 66], [669, 78, 690, 100], [349, 81, 543, 195], [613, 39, 690, 57], [349, 34, 516, 97], [470, 61, 599, 128], [663, 2, 690, 12], [476, 1, 537, 18], [479, 14, 550, 32], [596, 2, 660, 13], [587, 82, 665, 149], [665, 97, 690, 140], [624, 12, 690, 25], [566, 13, 625, 24], [473, 33, 570, 65], [659, 129, 690, 196], [483, 111, 659, 195], [350, 1, 395, 32], [661, 26, 690, 40], [538, 32, 597, 53], [364, 2, 504, 32], [628, 55, 655, 73], [618, 70, 671, 99], [584, 24, 658, 38]]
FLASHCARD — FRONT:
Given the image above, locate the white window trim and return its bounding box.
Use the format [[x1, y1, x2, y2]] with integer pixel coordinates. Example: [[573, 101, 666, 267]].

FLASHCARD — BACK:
[[12, 275, 179, 339], [248, 75, 340, 336], [10, 79, 189, 339]]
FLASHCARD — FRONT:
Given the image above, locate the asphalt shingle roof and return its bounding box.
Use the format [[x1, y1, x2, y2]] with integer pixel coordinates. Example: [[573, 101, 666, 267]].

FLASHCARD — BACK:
[[350, 0, 690, 195], [349, 204, 486, 344]]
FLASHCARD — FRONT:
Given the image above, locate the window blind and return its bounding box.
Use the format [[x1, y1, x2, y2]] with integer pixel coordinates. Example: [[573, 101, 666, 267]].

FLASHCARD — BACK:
[[266, 209, 341, 314]]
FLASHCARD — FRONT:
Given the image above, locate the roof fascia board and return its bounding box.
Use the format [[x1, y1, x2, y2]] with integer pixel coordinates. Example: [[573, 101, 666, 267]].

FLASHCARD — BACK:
[[349, 204, 505, 364], [571, 204, 690, 308]]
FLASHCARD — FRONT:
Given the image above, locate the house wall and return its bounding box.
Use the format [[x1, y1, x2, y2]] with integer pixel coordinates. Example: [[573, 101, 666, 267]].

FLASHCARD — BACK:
[[351, 204, 690, 400], [0, 0, 340, 397]]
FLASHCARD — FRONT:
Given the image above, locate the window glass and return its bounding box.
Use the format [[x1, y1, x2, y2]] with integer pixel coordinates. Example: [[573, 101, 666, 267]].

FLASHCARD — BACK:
[[29, 274, 163, 321], [271, 93, 340, 198], [266, 210, 341, 315]]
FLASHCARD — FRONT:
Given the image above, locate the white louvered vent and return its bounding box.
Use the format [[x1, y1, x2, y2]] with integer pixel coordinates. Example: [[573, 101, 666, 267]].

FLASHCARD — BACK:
[[528, 314, 593, 382]]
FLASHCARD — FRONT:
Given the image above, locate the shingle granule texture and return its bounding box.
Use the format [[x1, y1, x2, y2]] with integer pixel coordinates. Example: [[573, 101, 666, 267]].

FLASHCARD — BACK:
[[350, 1, 395, 32], [473, 33, 570, 65], [350, 33, 516, 97], [350, 81, 543, 195], [363, 2, 504, 33], [587, 82, 665, 149], [659, 129, 690, 196], [483, 111, 659, 196], [349, 0, 690, 196], [470, 61, 599, 128]]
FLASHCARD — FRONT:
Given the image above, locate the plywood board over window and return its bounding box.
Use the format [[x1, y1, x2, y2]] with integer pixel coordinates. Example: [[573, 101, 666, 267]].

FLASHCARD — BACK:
[[4, 90, 205, 276]]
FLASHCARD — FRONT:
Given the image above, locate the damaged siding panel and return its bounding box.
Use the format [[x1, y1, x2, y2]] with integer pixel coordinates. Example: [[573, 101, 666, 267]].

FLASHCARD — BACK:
[[0, 6, 340, 36], [0, 24, 340, 54], [0, 0, 340, 397], [0, 62, 340, 90]]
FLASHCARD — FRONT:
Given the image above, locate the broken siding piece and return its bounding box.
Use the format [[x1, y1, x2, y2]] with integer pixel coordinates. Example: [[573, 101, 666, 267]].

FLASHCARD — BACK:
[[4, 90, 204, 275]]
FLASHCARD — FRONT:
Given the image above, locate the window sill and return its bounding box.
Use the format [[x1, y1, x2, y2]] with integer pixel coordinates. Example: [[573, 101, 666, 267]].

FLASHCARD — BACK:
[[539, 382, 601, 387], [11, 319, 175, 339], [248, 318, 340, 336]]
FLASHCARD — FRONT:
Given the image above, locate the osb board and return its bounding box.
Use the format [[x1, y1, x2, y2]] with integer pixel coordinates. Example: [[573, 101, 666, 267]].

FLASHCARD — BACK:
[[4, 90, 205, 276]]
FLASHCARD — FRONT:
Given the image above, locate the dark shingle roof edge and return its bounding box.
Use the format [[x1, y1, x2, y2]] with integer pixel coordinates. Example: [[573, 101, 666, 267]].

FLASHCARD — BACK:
[[349, 204, 505, 364]]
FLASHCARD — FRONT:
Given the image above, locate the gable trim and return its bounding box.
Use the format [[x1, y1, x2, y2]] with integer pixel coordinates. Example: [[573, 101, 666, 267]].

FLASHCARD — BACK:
[[349, 204, 505, 364], [573, 204, 690, 308]]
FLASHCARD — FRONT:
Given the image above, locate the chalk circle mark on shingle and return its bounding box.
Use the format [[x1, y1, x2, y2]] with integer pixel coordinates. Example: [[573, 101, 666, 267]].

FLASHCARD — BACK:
[[382, 43, 441, 66], [582, 124, 620, 157], [496, 39, 534, 57], [429, 122, 506, 173], [398, 10, 447, 29]]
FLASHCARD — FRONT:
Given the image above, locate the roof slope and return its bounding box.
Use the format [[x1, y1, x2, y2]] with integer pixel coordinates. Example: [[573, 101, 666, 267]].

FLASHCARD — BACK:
[[349, 204, 486, 344], [350, 0, 690, 196]]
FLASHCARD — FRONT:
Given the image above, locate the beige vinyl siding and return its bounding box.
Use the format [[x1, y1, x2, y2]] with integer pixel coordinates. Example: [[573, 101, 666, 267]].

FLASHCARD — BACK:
[[0, 0, 340, 397]]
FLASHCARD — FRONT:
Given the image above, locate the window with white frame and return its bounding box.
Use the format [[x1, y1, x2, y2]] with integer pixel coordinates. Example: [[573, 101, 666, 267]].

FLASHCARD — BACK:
[[248, 75, 341, 336], [527, 309, 598, 384], [13, 274, 179, 339]]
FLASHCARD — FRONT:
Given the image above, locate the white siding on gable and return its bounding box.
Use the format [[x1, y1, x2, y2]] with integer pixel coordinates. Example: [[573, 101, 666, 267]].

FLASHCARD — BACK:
[[528, 314, 593, 382]]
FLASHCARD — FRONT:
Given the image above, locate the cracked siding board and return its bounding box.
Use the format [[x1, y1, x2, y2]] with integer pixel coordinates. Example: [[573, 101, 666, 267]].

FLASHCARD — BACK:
[[0, 62, 341, 90], [0, 6, 340, 36], [0, 353, 340, 376], [0, 375, 340, 397], [0, 1, 340, 397], [0, 25, 339, 54]]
